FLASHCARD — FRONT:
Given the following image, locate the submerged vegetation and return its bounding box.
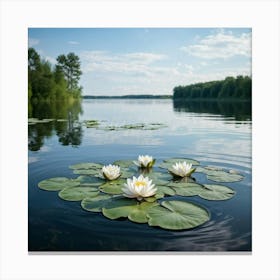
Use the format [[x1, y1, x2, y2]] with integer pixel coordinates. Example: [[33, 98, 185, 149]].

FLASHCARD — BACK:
[[173, 76, 252, 100]]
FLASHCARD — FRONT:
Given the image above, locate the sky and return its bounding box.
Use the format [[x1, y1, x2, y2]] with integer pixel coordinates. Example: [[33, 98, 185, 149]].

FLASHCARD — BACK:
[[28, 28, 251, 96]]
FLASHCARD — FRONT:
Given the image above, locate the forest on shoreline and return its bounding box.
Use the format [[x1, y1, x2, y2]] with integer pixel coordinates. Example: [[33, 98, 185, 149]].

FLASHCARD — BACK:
[[173, 76, 251, 100]]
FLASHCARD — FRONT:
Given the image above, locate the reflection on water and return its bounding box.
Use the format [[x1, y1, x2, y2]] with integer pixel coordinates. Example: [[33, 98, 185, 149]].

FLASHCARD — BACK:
[[28, 100, 83, 151], [173, 99, 251, 121]]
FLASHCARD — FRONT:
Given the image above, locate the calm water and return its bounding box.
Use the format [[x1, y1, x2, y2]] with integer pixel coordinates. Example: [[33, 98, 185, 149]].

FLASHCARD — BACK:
[[28, 99, 252, 251]]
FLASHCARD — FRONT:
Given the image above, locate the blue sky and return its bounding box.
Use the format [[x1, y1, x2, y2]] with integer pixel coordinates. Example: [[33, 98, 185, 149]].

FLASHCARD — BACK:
[[28, 28, 251, 96]]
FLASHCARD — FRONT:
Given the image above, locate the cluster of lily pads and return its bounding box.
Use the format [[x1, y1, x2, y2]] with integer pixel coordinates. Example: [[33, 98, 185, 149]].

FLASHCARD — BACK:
[[28, 118, 167, 131], [37, 155, 243, 230]]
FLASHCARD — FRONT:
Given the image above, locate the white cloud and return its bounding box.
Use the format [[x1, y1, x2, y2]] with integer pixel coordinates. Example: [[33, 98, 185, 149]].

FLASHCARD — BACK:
[[81, 51, 167, 77], [80, 49, 251, 95], [181, 30, 251, 59], [28, 38, 39, 47], [68, 41, 79, 45]]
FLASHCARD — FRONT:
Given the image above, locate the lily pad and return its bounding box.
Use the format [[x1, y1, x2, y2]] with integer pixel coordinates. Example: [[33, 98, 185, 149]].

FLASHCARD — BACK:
[[120, 123, 145, 130], [159, 158, 200, 169], [156, 185, 176, 196], [102, 197, 138, 219], [99, 179, 126, 195], [69, 162, 103, 170], [168, 182, 205, 197], [81, 193, 112, 212], [141, 171, 172, 185], [147, 200, 210, 230], [73, 169, 101, 175], [75, 175, 104, 187], [206, 170, 244, 183], [113, 159, 135, 168], [58, 186, 99, 201], [38, 177, 80, 191], [56, 119, 68, 122], [198, 184, 236, 201], [120, 168, 135, 179], [128, 201, 159, 223], [84, 120, 99, 128]]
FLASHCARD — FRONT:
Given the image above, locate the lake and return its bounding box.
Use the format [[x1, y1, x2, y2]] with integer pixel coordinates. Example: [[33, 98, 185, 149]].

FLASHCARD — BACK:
[[28, 98, 252, 252]]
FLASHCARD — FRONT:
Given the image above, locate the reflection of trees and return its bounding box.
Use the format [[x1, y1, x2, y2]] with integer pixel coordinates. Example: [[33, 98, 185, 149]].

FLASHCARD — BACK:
[[173, 99, 251, 121], [28, 100, 83, 151], [57, 112, 83, 146]]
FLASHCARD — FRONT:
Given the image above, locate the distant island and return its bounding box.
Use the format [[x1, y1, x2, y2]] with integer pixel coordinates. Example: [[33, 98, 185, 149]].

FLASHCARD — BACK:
[[173, 76, 251, 101], [83, 95, 172, 99]]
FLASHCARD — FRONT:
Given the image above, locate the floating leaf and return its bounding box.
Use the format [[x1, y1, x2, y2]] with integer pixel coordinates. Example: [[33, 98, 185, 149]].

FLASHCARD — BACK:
[[84, 120, 99, 128], [198, 184, 236, 201], [99, 179, 126, 195], [128, 201, 159, 223], [56, 119, 68, 122], [120, 123, 145, 129], [159, 158, 200, 169], [141, 171, 172, 185], [120, 168, 135, 179], [38, 177, 80, 191], [73, 169, 101, 175], [69, 162, 103, 170], [102, 197, 138, 219], [168, 182, 205, 197], [75, 175, 104, 187], [58, 186, 99, 201], [206, 170, 244, 183], [113, 159, 135, 168], [81, 193, 112, 212], [147, 200, 210, 230], [156, 185, 176, 196], [28, 118, 55, 124]]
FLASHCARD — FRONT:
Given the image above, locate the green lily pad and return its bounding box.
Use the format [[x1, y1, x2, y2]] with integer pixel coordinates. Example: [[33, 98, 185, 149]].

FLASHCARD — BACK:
[[102, 197, 138, 219], [147, 200, 210, 230], [159, 158, 200, 169], [99, 179, 126, 195], [140, 171, 172, 185], [168, 182, 205, 196], [84, 120, 99, 128], [69, 162, 103, 170], [113, 159, 135, 168], [120, 168, 135, 179], [156, 185, 176, 196], [28, 118, 53, 124], [120, 123, 145, 130], [58, 186, 99, 201], [128, 201, 159, 223], [75, 176, 104, 187], [56, 119, 68, 122], [206, 170, 244, 183], [81, 193, 112, 212], [198, 184, 236, 201], [38, 177, 80, 191], [73, 169, 101, 175]]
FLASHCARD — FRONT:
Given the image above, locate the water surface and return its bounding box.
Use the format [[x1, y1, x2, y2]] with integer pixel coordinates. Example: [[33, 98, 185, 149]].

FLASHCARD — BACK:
[[28, 99, 251, 251]]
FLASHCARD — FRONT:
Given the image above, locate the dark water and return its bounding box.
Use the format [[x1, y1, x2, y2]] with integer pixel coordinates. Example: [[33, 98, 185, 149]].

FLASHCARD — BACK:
[[28, 99, 252, 252]]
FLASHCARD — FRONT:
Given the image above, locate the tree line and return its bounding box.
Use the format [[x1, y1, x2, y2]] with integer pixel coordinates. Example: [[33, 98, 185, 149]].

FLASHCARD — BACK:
[[173, 76, 251, 100], [28, 48, 82, 102]]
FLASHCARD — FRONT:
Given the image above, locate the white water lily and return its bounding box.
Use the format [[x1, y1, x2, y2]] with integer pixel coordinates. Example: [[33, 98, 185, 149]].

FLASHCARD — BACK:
[[170, 162, 195, 177], [102, 164, 121, 180], [133, 155, 155, 168], [122, 175, 157, 201]]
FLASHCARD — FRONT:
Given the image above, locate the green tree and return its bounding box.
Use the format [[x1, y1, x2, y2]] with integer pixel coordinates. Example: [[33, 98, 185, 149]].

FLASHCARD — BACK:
[[56, 52, 82, 96]]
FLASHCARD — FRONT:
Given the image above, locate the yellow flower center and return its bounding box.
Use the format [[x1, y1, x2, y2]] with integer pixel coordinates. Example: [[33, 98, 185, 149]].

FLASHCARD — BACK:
[[134, 181, 147, 187]]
